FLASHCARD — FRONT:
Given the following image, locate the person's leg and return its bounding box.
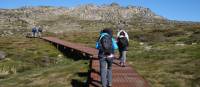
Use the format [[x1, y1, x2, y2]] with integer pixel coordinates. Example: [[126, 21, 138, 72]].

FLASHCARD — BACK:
[[34, 32, 36, 37], [35, 32, 38, 37], [39, 32, 41, 37], [40, 32, 42, 37], [120, 50, 124, 66], [100, 58, 107, 87], [119, 49, 122, 59], [107, 58, 113, 86], [32, 32, 34, 37], [119, 50, 123, 66], [122, 51, 127, 66]]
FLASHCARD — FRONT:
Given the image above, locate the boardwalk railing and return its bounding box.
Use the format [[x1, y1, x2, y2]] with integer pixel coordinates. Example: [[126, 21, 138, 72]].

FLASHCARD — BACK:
[[41, 37, 149, 87]]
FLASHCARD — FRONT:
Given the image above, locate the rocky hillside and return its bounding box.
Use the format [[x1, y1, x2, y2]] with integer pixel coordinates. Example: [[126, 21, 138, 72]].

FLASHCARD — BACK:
[[67, 4, 163, 22], [0, 3, 199, 36]]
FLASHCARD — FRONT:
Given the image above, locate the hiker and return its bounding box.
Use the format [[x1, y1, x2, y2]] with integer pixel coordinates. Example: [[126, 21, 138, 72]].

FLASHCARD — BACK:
[[32, 26, 37, 37], [38, 26, 43, 37], [96, 28, 118, 87], [117, 29, 129, 67]]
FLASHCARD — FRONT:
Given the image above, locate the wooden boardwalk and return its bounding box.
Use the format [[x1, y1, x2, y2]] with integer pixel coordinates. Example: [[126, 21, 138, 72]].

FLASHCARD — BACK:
[[42, 37, 149, 87]]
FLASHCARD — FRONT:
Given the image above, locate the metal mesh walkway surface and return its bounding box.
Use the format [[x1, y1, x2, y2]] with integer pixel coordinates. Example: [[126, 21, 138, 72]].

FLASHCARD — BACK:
[[41, 37, 149, 87]]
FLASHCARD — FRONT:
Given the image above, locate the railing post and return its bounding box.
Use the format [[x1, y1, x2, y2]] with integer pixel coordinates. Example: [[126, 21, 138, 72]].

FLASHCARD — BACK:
[[56, 44, 59, 49]]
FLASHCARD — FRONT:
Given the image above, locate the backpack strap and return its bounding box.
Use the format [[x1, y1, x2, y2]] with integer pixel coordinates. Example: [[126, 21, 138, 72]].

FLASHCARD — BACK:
[[99, 33, 109, 42], [96, 33, 109, 49]]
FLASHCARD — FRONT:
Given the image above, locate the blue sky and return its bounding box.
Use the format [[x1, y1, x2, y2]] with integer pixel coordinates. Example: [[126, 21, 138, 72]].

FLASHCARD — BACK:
[[0, 0, 200, 22]]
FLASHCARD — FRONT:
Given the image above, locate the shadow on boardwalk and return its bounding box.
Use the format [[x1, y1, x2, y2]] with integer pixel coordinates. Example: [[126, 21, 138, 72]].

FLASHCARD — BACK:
[[52, 43, 90, 61], [51, 43, 91, 87]]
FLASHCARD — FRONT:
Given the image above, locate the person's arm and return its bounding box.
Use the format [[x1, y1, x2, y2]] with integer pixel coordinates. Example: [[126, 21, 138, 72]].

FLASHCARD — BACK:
[[125, 32, 129, 41], [96, 41, 100, 49], [96, 35, 101, 49], [117, 30, 121, 38]]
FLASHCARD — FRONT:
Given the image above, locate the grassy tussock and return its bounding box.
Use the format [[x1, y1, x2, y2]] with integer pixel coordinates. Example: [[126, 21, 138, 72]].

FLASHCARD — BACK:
[[0, 37, 89, 87]]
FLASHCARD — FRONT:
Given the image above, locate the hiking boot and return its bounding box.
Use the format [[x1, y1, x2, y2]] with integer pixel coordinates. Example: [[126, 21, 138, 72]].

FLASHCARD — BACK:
[[122, 63, 126, 67], [107, 84, 112, 87], [122, 64, 125, 67], [119, 62, 123, 67]]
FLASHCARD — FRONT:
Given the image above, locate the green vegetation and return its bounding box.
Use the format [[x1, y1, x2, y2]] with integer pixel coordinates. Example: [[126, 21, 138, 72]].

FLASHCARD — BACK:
[[0, 13, 200, 86], [57, 27, 200, 87], [0, 36, 89, 87], [0, 24, 199, 87], [127, 40, 200, 87], [127, 28, 200, 87]]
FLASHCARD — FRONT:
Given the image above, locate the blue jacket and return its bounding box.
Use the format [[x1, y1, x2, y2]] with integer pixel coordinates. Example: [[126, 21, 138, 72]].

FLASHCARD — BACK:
[[32, 27, 37, 33], [96, 33, 118, 57]]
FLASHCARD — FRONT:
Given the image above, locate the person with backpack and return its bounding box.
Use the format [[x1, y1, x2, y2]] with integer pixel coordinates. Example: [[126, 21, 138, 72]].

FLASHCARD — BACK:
[[38, 26, 43, 37], [117, 29, 129, 67], [96, 28, 118, 87], [117, 29, 129, 41], [32, 26, 37, 37]]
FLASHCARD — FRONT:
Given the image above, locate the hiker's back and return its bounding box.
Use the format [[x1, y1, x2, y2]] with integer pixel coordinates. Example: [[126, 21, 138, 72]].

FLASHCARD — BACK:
[[117, 30, 129, 48], [118, 37, 128, 47], [100, 34, 113, 55], [32, 28, 36, 32], [38, 28, 42, 32], [96, 28, 118, 87]]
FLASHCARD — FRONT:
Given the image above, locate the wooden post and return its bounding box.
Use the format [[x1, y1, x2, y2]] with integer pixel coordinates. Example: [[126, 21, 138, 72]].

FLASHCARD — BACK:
[[56, 44, 59, 49], [71, 49, 74, 52]]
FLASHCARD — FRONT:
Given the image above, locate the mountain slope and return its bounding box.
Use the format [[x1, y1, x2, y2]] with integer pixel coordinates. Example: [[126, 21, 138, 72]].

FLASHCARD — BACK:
[[0, 4, 199, 36]]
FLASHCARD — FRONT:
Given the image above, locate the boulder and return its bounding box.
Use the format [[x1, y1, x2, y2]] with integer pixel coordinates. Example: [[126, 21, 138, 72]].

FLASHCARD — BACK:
[[0, 51, 6, 60]]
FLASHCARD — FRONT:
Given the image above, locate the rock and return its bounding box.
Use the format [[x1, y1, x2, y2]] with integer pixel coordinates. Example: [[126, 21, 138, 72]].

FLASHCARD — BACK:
[[192, 43, 197, 45], [139, 42, 144, 45], [144, 46, 152, 51], [41, 57, 51, 66], [57, 54, 63, 58], [0, 51, 6, 60], [128, 61, 133, 65], [67, 4, 164, 22], [176, 43, 185, 46], [176, 42, 185, 46]]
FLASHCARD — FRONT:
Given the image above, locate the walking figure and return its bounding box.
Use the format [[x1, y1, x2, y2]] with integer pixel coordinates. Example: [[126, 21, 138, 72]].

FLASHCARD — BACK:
[[96, 28, 118, 87], [38, 26, 43, 37], [32, 26, 37, 37], [117, 29, 129, 67]]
